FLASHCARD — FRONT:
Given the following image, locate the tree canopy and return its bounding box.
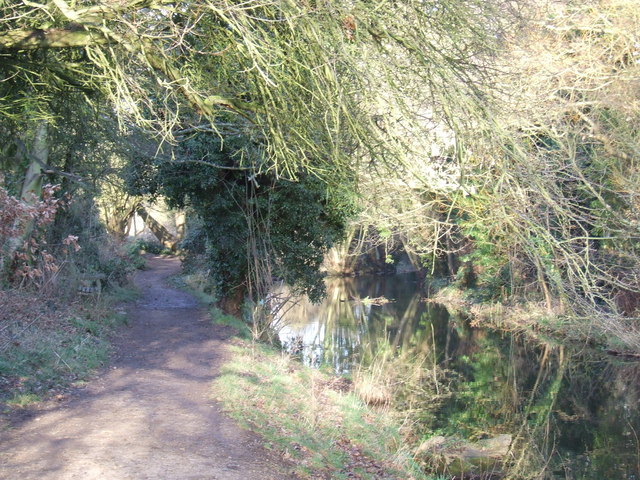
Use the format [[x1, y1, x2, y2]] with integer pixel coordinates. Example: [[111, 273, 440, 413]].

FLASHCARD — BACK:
[[1, 0, 638, 344], [0, 0, 508, 178]]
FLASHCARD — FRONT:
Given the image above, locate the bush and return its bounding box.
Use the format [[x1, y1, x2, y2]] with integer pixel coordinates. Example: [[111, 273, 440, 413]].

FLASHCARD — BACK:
[[124, 238, 164, 256]]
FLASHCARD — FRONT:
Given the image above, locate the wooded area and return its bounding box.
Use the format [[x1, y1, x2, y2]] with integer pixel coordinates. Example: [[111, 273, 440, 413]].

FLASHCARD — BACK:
[[0, 0, 638, 348]]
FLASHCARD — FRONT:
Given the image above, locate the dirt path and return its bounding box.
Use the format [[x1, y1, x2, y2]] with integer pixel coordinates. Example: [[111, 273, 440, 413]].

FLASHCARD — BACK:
[[0, 256, 297, 480]]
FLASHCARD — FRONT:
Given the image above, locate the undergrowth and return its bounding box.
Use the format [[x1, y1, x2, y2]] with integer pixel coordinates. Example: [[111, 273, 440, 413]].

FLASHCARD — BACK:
[[0, 285, 137, 410], [431, 285, 640, 352]]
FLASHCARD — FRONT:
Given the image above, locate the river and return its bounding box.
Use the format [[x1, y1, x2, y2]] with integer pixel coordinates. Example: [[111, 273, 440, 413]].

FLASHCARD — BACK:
[[276, 274, 640, 479]]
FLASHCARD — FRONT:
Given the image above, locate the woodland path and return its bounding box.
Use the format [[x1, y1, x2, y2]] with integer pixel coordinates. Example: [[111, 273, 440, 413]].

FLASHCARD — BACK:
[[0, 256, 297, 480]]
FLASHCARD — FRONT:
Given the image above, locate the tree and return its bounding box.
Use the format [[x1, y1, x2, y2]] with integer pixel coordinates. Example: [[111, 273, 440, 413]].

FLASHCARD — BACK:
[[128, 132, 356, 319], [448, 0, 640, 335], [1, 0, 513, 306], [1, 0, 509, 179]]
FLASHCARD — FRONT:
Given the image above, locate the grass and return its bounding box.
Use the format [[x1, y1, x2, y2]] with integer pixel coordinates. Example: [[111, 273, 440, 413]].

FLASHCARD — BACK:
[[210, 308, 252, 339], [212, 338, 434, 479], [0, 286, 136, 410], [173, 268, 437, 478], [6, 393, 41, 407]]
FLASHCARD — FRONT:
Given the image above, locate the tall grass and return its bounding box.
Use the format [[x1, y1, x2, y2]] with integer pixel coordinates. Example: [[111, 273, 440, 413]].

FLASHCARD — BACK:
[[213, 339, 436, 479]]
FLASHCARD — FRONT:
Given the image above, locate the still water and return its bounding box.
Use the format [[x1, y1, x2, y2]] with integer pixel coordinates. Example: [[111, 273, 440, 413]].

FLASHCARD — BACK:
[[276, 274, 640, 479]]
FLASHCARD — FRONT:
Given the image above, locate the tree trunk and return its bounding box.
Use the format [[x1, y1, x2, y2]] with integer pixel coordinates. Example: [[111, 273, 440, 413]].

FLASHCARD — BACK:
[[116, 204, 137, 238], [135, 205, 177, 250], [21, 122, 47, 201], [446, 232, 458, 279], [175, 211, 186, 241], [324, 226, 357, 275], [1, 123, 48, 281]]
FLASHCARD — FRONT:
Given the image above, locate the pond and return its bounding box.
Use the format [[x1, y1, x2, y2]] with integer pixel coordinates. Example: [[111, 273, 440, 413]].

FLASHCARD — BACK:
[[276, 274, 640, 479]]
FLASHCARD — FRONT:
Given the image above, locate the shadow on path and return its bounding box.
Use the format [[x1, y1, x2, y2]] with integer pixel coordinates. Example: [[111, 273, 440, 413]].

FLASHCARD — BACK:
[[0, 256, 296, 480]]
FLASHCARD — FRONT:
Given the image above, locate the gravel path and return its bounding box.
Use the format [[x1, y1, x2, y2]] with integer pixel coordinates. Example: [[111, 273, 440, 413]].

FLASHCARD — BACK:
[[0, 256, 297, 480]]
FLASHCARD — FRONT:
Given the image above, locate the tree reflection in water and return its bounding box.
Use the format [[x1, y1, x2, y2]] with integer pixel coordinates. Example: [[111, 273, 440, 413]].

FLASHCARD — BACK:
[[274, 274, 640, 479]]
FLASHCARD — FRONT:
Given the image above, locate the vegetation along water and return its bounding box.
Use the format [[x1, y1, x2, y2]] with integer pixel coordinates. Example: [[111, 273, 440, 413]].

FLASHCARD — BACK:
[[1, 1, 639, 479], [277, 275, 640, 479]]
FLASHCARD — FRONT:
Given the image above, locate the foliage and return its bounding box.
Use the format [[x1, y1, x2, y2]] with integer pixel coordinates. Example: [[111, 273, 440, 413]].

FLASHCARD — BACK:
[[0, 0, 510, 182], [341, 0, 640, 335], [124, 238, 165, 256], [0, 181, 80, 286], [0, 0, 508, 313], [467, 0, 640, 320], [1, 0, 638, 345], [130, 133, 357, 310], [213, 339, 432, 480]]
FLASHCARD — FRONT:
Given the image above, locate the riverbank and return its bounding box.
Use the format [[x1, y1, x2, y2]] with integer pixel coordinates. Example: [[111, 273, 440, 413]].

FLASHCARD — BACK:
[[208, 272, 640, 479], [208, 307, 433, 480], [172, 274, 430, 478], [431, 285, 640, 354]]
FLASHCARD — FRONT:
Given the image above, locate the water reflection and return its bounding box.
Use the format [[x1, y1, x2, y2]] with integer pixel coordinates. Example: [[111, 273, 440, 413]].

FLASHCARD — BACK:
[[275, 274, 640, 479]]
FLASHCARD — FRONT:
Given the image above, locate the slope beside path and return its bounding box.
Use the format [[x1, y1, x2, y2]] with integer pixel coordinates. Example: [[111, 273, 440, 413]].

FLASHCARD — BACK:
[[0, 255, 296, 480]]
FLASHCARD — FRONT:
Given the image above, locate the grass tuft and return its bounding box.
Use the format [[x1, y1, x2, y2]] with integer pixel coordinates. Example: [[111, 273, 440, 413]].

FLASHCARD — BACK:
[[6, 393, 41, 407], [210, 308, 252, 339]]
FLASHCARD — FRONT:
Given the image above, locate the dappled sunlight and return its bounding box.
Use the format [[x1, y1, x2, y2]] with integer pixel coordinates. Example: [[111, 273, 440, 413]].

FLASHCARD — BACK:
[[0, 257, 295, 480]]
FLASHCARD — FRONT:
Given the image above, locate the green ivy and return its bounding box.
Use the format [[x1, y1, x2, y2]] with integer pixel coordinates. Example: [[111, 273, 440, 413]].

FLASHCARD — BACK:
[[129, 133, 358, 304]]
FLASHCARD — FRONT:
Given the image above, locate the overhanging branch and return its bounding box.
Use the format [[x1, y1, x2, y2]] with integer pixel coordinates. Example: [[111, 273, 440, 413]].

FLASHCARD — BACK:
[[0, 28, 110, 50]]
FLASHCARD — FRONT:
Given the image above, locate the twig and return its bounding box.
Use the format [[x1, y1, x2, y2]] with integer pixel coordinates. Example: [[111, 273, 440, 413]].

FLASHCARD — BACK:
[[0, 313, 45, 352], [53, 350, 73, 371]]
